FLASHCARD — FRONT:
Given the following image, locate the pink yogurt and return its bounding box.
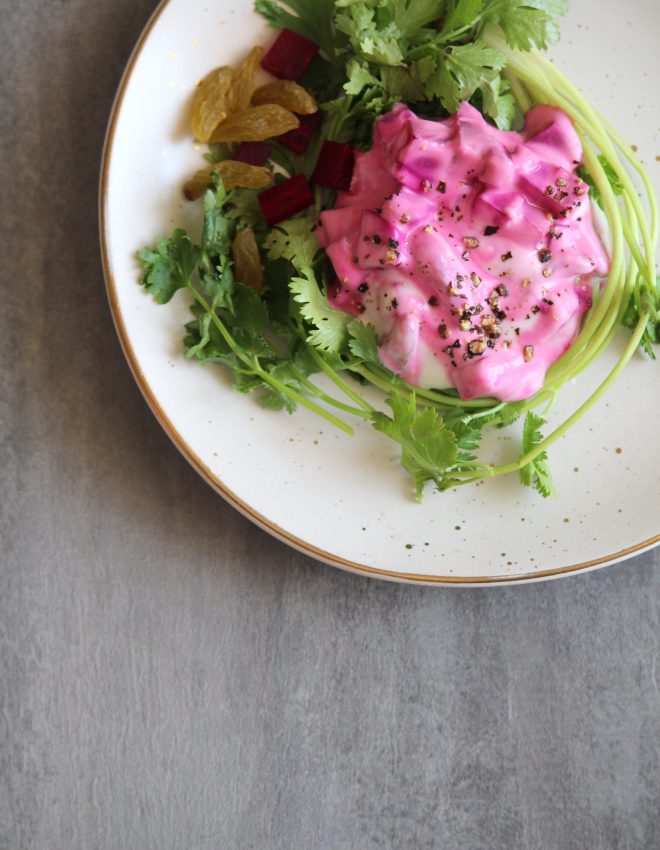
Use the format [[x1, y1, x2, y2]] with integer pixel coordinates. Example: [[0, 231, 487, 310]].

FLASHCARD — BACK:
[[316, 102, 610, 401]]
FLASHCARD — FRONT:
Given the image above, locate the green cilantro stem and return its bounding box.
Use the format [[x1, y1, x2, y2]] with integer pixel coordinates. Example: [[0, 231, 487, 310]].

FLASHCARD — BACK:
[[487, 311, 650, 479], [297, 373, 374, 418], [305, 344, 375, 413], [187, 284, 355, 435]]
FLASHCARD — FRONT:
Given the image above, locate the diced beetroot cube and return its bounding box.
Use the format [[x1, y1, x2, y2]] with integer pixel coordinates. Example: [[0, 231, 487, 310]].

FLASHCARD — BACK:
[[261, 28, 319, 81], [278, 111, 323, 155], [311, 141, 355, 191], [233, 142, 272, 167], [258, 174, 315, 228]]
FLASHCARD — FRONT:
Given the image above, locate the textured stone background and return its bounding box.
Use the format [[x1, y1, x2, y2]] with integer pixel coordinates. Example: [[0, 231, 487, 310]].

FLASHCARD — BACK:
[[1, 1, 659, 848]]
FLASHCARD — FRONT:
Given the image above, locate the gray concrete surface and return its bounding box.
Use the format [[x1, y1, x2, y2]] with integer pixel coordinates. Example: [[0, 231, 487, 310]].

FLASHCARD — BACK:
[[1, 1, 659, 848]]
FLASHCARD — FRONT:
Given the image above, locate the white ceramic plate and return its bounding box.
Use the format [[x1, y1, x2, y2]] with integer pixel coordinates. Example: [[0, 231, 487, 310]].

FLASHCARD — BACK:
[[100, 0, 660, 585]]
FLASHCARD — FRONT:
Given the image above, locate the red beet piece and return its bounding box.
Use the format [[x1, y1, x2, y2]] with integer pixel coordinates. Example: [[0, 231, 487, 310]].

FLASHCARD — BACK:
[[311, 141, 355, 191], [278, 111, 323, 155], [258, 174, 315, 228], [233, 142, 272, 167], [261, 28, 319, 81]]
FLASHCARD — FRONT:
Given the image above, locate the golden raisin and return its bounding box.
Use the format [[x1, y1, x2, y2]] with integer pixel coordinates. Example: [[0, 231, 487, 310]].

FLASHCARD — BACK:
[[232, 228, 264, 293], [227, 46, 264, 113], [209, 105, 299, 143], [251, 80, 318, 115], [183, 160, 272, 200], [190, 66, 233, 143]]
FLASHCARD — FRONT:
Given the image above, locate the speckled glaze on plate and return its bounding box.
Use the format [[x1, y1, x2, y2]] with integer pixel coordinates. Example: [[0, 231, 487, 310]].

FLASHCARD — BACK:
[[100, 0, 660, 585]]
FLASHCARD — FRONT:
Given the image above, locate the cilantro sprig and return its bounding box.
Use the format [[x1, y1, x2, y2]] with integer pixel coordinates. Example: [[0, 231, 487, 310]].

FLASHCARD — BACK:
[[141, 180, 359, 430], [261, 0, 567, 132], [519, 412, 555, 498], [139, 179, 539, 499]]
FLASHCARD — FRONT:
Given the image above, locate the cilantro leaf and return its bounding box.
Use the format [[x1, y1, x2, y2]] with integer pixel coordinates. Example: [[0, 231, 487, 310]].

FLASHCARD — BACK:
[[233, 370, 268, 396], [200, 255, 235, 310], [335, 4, 404, 66], [479, 75, 516, 130], [521, 0, 568, 15], [380, 65, 424, 101], [379, 0, 446, 41], [372, 393, 458, 500], [184, 310, 213, 361], [519, 412, 555, 497], [299, 54, 348, 104], [344, 58, 381, 96], [202, 179, 232, 258], [264, 215, 321, 270], [290, 269, 351, 352], [414, 55, 438, 86], [481, 0, 568, 51], [495, 400, 527, 427], [225, 188, 263, 229], [259, 384, 297, 412], [347, 320, 380, 364], [259, 361, 310, 412], [229, 283, 276, 358], [425, 41, 506, 112], [184, 303, 237, 366], [438, 0, 484, 40], [446, 417, 483, 466], [323, 86, 391, 148], [138, 229, 201, 304], [621, 276, 660, 359], [335, 0, 445, 69]]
